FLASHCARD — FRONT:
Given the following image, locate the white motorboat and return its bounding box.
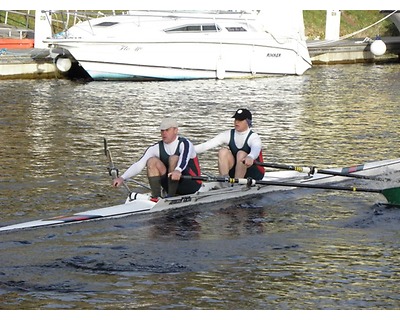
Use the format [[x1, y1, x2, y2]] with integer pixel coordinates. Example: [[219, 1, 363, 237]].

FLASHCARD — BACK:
[[44, 10, 312, 81]]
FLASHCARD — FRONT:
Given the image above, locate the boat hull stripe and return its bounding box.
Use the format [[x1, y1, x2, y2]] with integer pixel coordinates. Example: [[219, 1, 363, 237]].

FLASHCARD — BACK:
[[45, 214, 104, 222], [343, 165, 365, 173]]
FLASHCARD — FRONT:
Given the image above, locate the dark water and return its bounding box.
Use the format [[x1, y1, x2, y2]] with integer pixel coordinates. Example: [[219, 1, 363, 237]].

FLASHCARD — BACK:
[[1, 63, 400, 309]]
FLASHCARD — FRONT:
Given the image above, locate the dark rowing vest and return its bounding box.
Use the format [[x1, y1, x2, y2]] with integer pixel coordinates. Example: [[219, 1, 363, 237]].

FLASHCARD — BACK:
[[228, 129, 265, 179], [158, 137, 201, 181]]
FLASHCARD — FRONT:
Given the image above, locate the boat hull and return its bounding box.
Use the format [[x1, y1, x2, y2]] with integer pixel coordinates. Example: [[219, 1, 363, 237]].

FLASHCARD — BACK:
[[53, 38, 311, 81], [1, 158, 400, 232]]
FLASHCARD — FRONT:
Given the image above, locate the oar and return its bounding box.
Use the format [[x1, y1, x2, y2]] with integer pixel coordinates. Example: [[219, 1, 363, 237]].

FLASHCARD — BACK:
[[183, 175, 400, 205], [254, 160, 391, 181], [103, 138, 152, 192], [103, 138, 132, 193]]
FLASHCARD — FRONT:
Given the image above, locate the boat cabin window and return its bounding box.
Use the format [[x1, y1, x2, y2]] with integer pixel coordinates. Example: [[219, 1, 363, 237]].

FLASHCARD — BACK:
[[94, 22, 119, 27], [165, 24, 220, 32], [201, 24, 220, 31], [225, 26, 247, 32]]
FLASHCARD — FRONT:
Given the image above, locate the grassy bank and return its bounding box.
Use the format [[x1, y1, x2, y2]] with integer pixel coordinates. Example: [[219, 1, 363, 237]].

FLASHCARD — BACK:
[[304, 10, 399, 40]]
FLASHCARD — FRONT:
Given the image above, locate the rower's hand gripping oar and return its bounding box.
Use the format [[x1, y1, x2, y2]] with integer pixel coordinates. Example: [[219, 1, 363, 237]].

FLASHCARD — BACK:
[[183, 175, 400, 206], [104, 138, 131, 194], [254, 160, 391, 182]]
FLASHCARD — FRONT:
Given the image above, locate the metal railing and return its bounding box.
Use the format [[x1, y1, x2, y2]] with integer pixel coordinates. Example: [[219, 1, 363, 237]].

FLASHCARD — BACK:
[[0, 10, 120, 37]]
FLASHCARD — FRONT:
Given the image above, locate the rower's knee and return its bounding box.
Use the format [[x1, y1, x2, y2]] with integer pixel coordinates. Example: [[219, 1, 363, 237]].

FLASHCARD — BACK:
[[218, 148, 235, 173], [147, 157, 159, 168], [236, 150, 248, 161], [168, 155, 179, 171], [218, 147, 232, 159], [147, 157, 166, 176]]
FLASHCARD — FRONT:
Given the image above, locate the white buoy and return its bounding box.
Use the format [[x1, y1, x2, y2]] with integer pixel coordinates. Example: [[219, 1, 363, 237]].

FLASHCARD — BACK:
[[55, 56, 72, 72], [370, 38, 387, 56]]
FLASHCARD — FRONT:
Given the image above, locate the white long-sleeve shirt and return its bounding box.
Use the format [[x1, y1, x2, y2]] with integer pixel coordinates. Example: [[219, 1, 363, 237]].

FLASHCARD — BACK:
[[121, 136, 196, 180], [195, 128, 262, 159]]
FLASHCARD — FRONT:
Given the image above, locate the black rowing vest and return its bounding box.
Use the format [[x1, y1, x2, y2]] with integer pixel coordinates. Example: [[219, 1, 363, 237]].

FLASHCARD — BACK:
[[158, 137, 201, 178], [228, 129, 265, 179]]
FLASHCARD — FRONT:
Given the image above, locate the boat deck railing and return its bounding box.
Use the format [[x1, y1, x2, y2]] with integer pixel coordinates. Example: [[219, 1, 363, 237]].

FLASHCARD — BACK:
[[0, 26, 33, 39], [0, 10, 118, 38]]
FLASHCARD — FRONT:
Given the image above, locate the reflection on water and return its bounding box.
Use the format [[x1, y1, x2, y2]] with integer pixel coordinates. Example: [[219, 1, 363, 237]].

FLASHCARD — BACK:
[[1, 63, 400, 309]]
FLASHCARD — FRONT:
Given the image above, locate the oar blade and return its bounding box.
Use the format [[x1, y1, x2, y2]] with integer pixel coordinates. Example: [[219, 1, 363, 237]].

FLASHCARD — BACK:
[[381, 187, 400, 206]]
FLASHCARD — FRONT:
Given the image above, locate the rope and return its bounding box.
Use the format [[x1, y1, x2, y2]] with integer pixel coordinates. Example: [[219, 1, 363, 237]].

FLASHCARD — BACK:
[[308, 10, 398, 47], [339, 10, 397, 40]]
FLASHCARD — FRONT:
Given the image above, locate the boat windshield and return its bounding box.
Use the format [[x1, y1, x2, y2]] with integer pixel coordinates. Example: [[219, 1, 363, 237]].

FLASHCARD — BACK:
[[94, 22, 119, 27], [225, 26, 247, 32], [164, 24, 220, 32]]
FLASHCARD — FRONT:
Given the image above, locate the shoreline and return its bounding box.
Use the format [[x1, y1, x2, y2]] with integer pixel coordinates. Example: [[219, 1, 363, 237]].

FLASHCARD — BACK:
[[1, 37, 399, 80]]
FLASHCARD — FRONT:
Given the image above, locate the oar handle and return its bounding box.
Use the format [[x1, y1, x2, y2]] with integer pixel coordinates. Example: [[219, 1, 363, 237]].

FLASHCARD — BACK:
[[104, 138, 131, 194]]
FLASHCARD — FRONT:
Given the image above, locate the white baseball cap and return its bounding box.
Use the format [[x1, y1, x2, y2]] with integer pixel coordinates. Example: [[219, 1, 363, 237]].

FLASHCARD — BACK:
[[159, 118, 178, 130]]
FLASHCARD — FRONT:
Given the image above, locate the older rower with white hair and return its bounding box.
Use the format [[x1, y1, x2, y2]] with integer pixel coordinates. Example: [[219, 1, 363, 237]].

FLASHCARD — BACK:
[[113, 118, 202, 198]]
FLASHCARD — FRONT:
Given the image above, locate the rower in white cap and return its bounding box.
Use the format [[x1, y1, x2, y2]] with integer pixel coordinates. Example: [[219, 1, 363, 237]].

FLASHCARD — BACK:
[[113, 118, 202, 198]]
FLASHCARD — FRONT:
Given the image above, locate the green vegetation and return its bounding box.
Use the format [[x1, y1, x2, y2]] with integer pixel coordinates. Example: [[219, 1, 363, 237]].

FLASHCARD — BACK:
[[1, 10, 399, 39], [304, 10, 399, 40]]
